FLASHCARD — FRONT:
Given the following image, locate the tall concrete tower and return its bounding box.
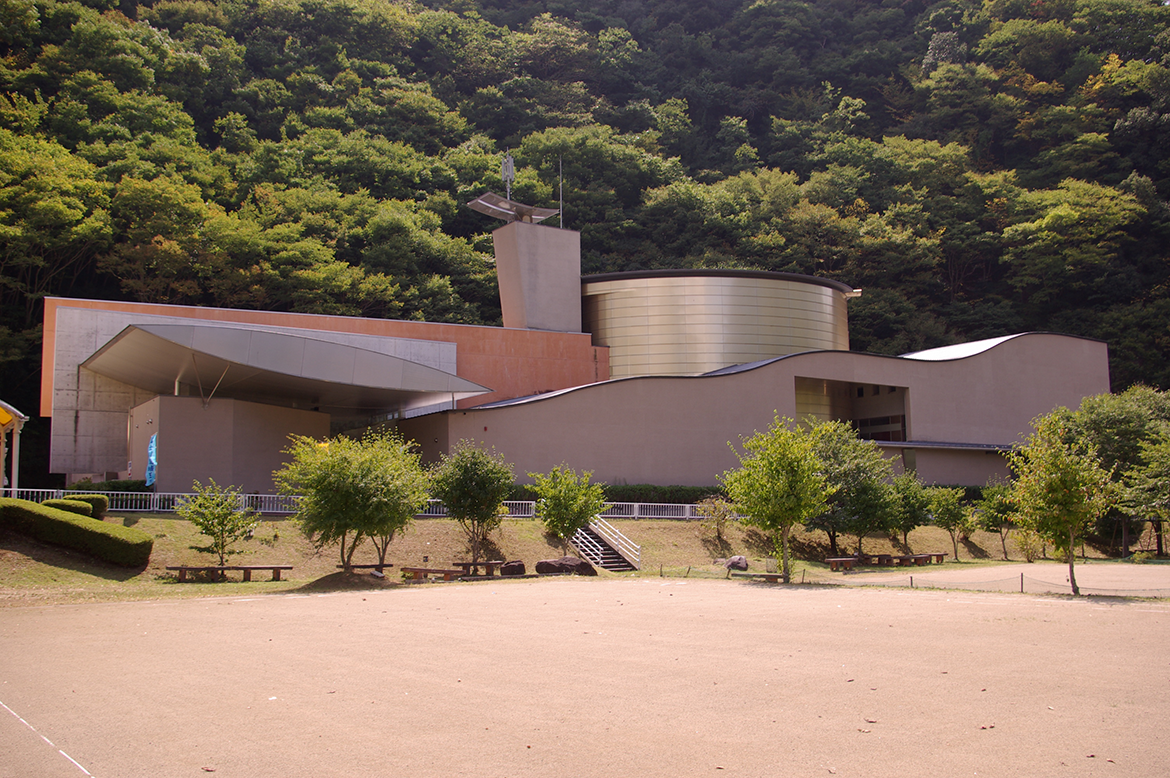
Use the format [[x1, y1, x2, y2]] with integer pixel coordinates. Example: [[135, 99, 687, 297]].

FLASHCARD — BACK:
[[468, 191, 582, 334]]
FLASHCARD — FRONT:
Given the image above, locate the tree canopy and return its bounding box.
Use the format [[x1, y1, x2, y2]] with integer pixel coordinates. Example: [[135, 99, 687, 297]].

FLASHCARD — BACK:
[[5, 0, 1170, 485]]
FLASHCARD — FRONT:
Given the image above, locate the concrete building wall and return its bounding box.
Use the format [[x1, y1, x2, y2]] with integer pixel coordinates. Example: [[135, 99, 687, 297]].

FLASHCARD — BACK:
[[129, 396, 328, 493], [493, 222, 582, 332], [43, 298, 607, 475], [400, 333, 1110, 487]]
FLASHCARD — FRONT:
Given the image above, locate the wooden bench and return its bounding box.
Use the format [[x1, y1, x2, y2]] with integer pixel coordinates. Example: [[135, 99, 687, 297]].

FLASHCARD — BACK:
[[451, 560, 505, 577], [927, 552, 947, 563], [825, 557, 856, 572], [400, 567, 464, 582], [338, 563, 394, 573], [166, 565, 292, 582], [894, 554, 930, 567]]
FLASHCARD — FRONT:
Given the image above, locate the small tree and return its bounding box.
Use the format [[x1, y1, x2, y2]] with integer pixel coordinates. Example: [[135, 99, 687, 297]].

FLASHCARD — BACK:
[[722, 415, 832, 583], [431, 441, 514, 563], [974, 479, 1016, 560], [929, 486, 968, 560], [1125, 432, 1170, 556], [274, 431, 429, 570], [176, 479, 257, 566], [530, 465, 606, 554], [1010, 412, 1115, 595], [695, 495, 738, 546], [805, 419, 894, 555], [889, 471, 931, 547]]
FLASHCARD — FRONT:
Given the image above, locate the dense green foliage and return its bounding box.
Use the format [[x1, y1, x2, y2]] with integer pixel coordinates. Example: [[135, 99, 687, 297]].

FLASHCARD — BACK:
[[805, 418, 895, 555], [66, 479, 148, 492], [1009, 411, 1116, 593], [722, 414, 830, 582], [430, 440, 514, 562], [275, 431, 429, 568], [42, 497, 94, 516], [0, 496, 153, 565], [529, 463, 605, 552], [175, 478, 257, 565], [4, 0, 1170, 484]]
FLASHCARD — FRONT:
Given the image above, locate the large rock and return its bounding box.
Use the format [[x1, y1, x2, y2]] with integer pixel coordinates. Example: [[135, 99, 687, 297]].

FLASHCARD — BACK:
[[500, 560, 526, 577], [724, 555, 749, 571], [535, 556, 597, 576]]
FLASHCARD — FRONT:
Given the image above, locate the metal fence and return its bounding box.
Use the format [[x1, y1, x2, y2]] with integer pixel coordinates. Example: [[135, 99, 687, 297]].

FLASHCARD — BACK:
[[823, 572, 1170, 598], [1, 489, 704, 521]]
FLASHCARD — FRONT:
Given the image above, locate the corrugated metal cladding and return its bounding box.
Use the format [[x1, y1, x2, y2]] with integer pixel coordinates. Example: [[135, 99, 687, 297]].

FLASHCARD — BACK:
[[581, 270, 853, 378]]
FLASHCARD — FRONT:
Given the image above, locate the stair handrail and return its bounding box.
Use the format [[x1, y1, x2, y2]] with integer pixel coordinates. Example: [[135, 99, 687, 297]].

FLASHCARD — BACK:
[[570, 526, 607, 567], [588, 516, 641, 569]]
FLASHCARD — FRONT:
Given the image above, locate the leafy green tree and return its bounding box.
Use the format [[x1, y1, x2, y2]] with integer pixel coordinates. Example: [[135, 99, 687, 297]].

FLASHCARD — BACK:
[[275, 431, 429, 569], [721, 415, 831, 583], [529, 464, 605, 554], [973, 479, 1017, 561], [890, 470, 931, 547], [176, 479, 257, 567], [431, 441, 514, 563], [930, 486, 969, 561], [806, 418, 894, 556], [1009, 412, 1116, 595], [1125, 432, 1170, 556], [1062, 386, 1170, 547]]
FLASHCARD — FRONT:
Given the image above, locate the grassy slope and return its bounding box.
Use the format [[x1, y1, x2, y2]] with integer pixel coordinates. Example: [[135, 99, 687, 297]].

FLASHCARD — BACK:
[[0, 514, 1145, 607]]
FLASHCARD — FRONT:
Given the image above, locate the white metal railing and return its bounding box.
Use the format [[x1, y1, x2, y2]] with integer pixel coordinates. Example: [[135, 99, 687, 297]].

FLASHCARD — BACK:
[[570, 526, 608, 567], [589, 516, 641, 569], [0, 488, 300, 514], [2, 489, 702, 526], [601, 502, 706, 520]]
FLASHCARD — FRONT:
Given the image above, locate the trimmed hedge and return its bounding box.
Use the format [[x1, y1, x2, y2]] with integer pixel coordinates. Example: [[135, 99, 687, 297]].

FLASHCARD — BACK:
[[62, 493, 109, 520], [511, 483, 724, 504], [67, 479, 148, 492], [0, 498, 153, 567], [602, 484, 724, 504], [42, 498, 93, 517]]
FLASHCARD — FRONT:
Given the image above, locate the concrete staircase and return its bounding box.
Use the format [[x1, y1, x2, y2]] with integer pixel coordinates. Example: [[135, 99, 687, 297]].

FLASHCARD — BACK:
[[571, 523, 639, 572]]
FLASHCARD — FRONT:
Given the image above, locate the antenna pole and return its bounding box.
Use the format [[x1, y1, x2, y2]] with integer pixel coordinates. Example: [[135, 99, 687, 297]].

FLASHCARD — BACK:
[[502, 151, 515, 201]]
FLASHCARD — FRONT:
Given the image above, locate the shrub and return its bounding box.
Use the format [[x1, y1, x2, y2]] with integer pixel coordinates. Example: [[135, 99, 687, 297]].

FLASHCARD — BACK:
[[0, 498, 153, 567], [530, 465, 606, 554], [176, 480, 257, 566], [602, 484, 723, 504], [62, 493, 109, 520], [431, 441, 514, 563], [42, 498, 93, 517], [68, 479, 148, 492]]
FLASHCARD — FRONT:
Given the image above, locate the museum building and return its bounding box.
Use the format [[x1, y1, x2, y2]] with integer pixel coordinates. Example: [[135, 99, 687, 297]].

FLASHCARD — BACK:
[[41, 200, 1111, 493]]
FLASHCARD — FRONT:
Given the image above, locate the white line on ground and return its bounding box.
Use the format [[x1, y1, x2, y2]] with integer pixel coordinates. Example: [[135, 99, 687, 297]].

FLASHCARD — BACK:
[[0, 698, 95, 776]]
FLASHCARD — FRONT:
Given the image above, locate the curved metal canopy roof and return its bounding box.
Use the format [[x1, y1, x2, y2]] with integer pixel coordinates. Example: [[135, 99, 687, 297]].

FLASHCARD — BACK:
[[82, 324, 489, 418]]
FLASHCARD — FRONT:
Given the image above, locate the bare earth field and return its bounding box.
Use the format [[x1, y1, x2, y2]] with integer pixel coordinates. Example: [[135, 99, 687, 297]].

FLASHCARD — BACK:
[[2, 575, 1168, 778]]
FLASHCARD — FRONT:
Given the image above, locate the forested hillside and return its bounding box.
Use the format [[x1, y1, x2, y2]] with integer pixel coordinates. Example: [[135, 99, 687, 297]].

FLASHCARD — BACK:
[[2, 0, 1169, 483]]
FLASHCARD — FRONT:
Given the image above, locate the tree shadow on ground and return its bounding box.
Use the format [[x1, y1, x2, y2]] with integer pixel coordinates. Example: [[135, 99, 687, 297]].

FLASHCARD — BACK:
[[888, 535, 912, 555], [789, 533, 831, 561], [961, 538, 990, 559], [292, 571, 401, 593], [0, 530, 146, 581], [699, 534, 733, 561]]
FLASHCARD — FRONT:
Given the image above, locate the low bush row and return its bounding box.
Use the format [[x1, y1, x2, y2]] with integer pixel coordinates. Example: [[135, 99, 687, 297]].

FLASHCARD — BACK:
[[42, 498, 92, 517], [508, 483, 723, 504], [0, 498, 153, 567]]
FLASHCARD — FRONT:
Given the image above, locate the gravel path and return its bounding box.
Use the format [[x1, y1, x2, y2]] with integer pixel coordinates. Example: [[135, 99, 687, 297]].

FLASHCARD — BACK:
[[2, 574, 1167, 777]]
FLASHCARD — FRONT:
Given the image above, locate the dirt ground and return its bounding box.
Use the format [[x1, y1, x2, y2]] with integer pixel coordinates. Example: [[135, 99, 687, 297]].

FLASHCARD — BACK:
[[2, 569, 1167, 778]]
